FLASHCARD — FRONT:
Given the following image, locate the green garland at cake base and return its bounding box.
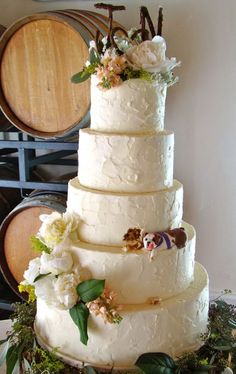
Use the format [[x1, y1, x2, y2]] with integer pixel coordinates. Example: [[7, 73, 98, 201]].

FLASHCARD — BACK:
[[0, 290, 235, 374]]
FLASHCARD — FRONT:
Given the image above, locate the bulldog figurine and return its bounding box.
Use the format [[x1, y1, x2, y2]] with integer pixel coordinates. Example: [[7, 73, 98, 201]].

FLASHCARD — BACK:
[[143, 227, 187, 260]]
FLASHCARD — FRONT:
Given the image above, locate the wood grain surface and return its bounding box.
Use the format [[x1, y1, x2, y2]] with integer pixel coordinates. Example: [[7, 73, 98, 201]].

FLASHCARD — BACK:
[[0, 16, 90, 137], [4, 206, 51, 284]]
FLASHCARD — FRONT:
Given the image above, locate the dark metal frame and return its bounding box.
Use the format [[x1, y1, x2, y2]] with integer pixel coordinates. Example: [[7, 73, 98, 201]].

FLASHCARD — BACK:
[[0, 131, 78, 192]]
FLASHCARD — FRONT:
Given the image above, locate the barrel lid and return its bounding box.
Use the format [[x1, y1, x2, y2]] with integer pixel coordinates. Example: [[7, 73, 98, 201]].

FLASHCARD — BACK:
[[0, 13, 91, 138]]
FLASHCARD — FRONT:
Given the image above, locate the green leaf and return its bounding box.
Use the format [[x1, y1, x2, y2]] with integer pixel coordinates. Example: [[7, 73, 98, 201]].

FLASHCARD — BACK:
[[194, 364, 216, 371], [228, 318, 236, 328], [89, 48, 100, 64], [135, 352, 176, 374], [215, 300, 228, 309], [12, 360, 20, 374], [69, 303, 89, 345], [33, 272, 51, 282], [30, 236, 50, 254], [77, 279, 105, 303], [71, 71, 91, 84], [211, 344, 232, 351], [0, 339, 10, 366], [6, 345, 20, 374]]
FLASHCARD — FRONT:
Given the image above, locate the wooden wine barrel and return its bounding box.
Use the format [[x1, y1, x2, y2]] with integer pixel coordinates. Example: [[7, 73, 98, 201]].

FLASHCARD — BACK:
[[0, 24, 13, 132], [0, 191, 67, 299], [0, 11, 121, 139]]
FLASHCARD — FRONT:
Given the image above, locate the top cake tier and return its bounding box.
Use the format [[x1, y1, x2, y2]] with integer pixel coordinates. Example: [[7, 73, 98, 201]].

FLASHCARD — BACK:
[[90, 76, 167, 134]]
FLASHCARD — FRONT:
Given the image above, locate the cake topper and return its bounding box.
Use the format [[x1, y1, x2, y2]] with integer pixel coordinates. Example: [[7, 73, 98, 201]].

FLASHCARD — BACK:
[[123, 227, 143, 251], [71, 4, 180, 90], [94, 3, 163, 46], [123, 227, 187, 260], [94, 3, 126, 48]]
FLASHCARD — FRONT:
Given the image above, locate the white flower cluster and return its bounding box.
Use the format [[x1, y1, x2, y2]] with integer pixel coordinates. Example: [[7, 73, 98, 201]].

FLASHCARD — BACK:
[[21, 211, 81, 310], [125, 35, 180, 73], [38, 211, 80, 251]]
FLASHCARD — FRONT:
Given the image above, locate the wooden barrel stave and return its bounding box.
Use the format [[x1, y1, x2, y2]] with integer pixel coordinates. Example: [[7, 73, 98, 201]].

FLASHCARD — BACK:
[[0, 24, 13, 132]]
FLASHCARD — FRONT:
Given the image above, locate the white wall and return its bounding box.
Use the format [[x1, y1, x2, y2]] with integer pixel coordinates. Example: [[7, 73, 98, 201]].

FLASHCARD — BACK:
[[0, 0, 235, 301]]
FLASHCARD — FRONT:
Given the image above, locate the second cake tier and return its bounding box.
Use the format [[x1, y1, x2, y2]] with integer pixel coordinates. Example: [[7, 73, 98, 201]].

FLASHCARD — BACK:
[[78, 129, 174, 192], [67, 178, 183, 246]]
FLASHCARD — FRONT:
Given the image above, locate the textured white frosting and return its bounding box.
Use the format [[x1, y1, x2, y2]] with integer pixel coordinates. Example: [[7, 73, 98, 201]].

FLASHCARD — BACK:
[[78, 129, 174, 192], [70, 222, 195, 304], [67, 177, 183, 246], [35, 262, 209, 370], [90, 76, 167, 134]]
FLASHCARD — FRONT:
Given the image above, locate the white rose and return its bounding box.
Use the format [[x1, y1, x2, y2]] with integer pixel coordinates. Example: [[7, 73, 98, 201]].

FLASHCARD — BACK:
[[53, 273, 80, 309], [125, 35, 178, 73], [40, 251, 74, 275], [35, 273, 80, 310], [38, 211, 80, 250], [23, 257, 41, 285], [34, 275, 57, 304]]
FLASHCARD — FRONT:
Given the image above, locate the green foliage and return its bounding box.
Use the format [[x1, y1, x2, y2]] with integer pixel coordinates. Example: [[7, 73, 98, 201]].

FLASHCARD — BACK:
[[175, 352, 215, 373], [121, 67, 178, 87], [27, 347, 65, 374], [69, 280, 105, 345], [159, 71, 179, 87], [100, 76, 112, 90], [71, 70, 91, 84], [0, 302, 36, 373], [138, 69, 153, 83], [89, 48, 100, 65], [121, 67, 142, 81], [77, 279, 105, 303], [18, 283, 36, 303], [69, 303, 89, 345], [135, 352, 177, 374], [11, 302, 36, 327], [30, 235, 51, 254], [6, 344, 21, 374], [71, 49, 100, 84]]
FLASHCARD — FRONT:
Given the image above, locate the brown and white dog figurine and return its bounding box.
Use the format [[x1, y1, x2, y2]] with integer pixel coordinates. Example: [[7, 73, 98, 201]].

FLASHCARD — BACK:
[[143, 227, 187, 260]]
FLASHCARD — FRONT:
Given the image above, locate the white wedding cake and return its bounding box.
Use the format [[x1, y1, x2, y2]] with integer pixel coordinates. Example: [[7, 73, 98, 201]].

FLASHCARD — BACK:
[[21, 19, 209, 371]]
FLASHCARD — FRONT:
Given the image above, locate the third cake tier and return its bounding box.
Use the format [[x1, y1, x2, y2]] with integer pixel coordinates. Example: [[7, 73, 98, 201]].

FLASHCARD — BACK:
[[67, 178, 183, 246]]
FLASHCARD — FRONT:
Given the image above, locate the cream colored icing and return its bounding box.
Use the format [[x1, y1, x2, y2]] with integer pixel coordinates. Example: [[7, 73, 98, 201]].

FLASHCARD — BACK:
[[35, 262, 209, 370], [90, 76, 167, 134], [78, 129, 174, 192], [70, 222, 195, 304], [67, 178, 183, 246]]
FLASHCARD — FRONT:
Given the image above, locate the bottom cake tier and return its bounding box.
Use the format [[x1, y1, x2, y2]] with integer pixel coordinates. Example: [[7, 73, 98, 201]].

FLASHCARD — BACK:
[[35, 262, 209, 370]]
